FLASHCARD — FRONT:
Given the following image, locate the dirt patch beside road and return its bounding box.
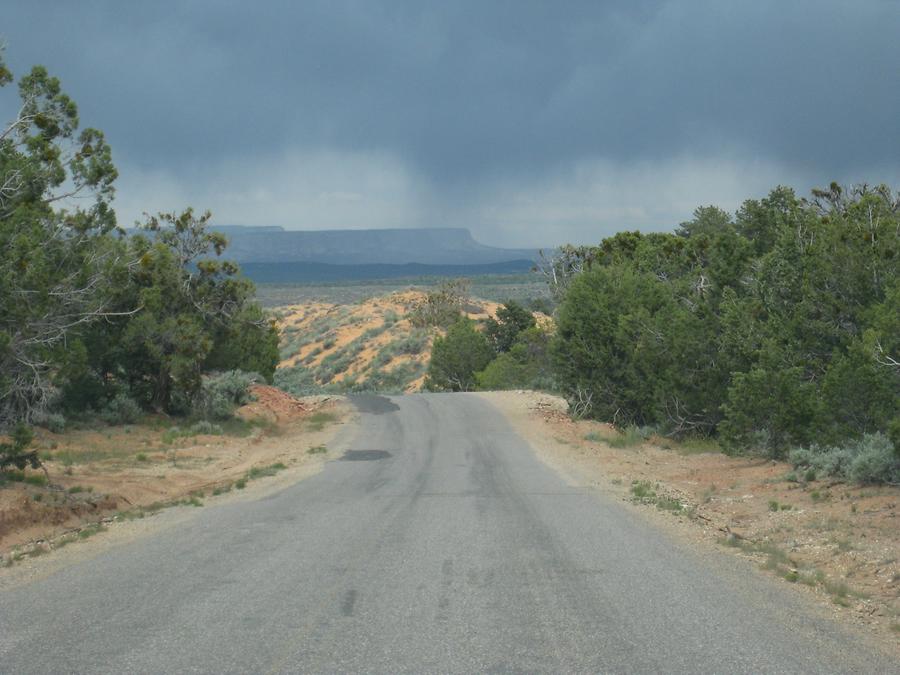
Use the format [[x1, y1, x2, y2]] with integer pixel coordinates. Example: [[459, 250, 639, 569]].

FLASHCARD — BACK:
[[0, 387, 350, 563], [480, 390, 900, 647]]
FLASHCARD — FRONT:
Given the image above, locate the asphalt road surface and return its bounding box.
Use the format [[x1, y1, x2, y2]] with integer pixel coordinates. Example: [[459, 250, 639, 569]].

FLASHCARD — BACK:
[[0, 394, 895, 674]]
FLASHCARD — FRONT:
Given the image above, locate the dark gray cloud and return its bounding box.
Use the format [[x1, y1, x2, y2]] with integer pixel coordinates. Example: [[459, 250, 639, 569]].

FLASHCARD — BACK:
[[2, 1, 898, 245]]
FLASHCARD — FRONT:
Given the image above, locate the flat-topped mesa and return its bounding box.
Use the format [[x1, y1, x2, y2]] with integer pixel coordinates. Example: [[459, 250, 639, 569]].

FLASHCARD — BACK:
[[210, 226, 539, 265]]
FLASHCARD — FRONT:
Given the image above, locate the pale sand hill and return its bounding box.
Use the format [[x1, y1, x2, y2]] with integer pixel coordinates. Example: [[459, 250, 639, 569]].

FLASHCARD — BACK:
[[275, 291, 504, 393]]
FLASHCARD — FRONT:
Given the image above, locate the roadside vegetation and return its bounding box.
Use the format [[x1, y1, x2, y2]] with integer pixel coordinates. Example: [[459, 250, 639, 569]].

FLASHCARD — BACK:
[[419, 182, 898, 484], [0, 48, 334, 561], [0, 48, 278, 476], [541, 184, 898, 483]]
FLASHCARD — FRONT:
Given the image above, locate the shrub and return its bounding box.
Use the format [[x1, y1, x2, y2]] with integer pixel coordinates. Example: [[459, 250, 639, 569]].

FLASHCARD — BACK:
[[100, 393, 142, 426], [721, 367, 821, 457], [425, 318, 494, 391], [274, 364, 318, 396], [196, 370, 260, 421], [394, 330, 429, 355], [484, 301, 536, 353], [476, 351, 533, 390], [848, 435, 900, 484], [33, 411, 66, 434], [476, 326, 554, 391], [788, 446, 855, 479], [789, 433, 900, 484], [409, 279, 469, 328], [189, 420, 223, 435]]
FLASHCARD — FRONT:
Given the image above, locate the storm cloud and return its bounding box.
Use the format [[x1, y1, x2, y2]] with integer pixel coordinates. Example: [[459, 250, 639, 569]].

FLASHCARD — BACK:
[[3, 1, 898, 246]]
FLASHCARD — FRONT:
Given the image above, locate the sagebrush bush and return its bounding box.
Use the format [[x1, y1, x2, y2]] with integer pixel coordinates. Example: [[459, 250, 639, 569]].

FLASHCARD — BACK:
[[274, 364, 319, 396], [33, 411, 66, 433], [847, 435, 900, 484], [790, 433, 900, 484], [189, 420, 223, 435], [100, 393, 142, 425], [196, 370, 261, 421], [395, 331, 429, 355]]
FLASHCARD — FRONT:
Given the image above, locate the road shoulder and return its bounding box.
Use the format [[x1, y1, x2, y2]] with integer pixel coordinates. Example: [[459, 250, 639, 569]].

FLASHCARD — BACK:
[[476, 389, 900, 656], [0, 396, 357, 588]]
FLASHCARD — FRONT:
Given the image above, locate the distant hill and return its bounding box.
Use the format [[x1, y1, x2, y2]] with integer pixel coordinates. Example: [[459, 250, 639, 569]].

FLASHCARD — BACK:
[[274, 290, 508, 394], [211, 226, 539, 266], [239, 259, 535, 283]]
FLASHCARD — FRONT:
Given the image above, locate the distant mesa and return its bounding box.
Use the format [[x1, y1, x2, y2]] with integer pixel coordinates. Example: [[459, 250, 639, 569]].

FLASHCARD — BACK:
[[210, 226, 540, 267]]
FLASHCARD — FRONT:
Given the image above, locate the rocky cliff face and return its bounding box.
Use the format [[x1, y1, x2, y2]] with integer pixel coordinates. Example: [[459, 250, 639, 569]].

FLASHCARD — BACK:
[[212, 226, 538, 265]]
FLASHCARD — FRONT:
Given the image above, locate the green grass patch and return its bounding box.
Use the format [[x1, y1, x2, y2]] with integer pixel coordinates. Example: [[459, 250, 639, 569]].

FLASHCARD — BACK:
[[655, 496, 684, 513], [607, 426, 646, 448], [247, 462, 287, 479], [674, 436, 721, 455], [630, 480, 656, 502], [809, 489, 833, 503], [307, 411, 336, 432], [114, 508, 146, 521], [718, 536, 869, 604], [211, 483, 232, 496], [78, 523, 106, 540], [629, 480, 684, 512], [49, 447, 135, 465], [307, 445, 327, 454], [1, 469, 26, 484], [585, 426, 648, 449]]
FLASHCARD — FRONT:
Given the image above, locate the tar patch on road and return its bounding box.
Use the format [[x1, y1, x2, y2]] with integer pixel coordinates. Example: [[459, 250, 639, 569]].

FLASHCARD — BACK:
[[340, 450, 392, 461], [348, 394, 400, 415]]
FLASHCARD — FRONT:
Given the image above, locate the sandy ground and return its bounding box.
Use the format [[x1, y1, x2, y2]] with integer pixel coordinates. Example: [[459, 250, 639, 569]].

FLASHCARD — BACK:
[[478, 390, 900, 649], [0, 386, 353, 567]]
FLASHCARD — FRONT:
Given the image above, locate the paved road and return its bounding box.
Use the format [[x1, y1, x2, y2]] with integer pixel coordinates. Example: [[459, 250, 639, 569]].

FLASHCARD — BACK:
[[0, 394, 895, 673]]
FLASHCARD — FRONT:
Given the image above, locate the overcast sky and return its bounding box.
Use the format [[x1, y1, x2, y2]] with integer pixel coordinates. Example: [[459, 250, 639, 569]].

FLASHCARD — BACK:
[[3, 1, 898, 247]]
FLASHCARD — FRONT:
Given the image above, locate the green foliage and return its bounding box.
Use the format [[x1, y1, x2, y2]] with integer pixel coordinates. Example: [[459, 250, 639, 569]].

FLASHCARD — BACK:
[[105, 209, 268, 413], [549, 183, 900, 480], [99, 393, 142, 426], [1, 49, 118, 427], [720, 367, 820, 457], [0, 48, 274, 436], [476, 326, 553, 390], [476, 349, 534, 390], [0, 424, 38, 470], [484, 301, 536, 353], [205, 304, 279, 383], [426, 319, 494, 391]]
